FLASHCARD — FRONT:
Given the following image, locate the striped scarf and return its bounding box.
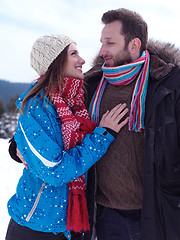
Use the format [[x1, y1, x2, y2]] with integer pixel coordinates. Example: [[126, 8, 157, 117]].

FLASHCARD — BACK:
[[49, 77, 97, 232], [89, 50, 150, 132]]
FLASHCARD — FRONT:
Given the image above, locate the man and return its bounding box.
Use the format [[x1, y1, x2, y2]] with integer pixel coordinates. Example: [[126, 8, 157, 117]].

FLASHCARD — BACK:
[[85, 8, 180, 240]]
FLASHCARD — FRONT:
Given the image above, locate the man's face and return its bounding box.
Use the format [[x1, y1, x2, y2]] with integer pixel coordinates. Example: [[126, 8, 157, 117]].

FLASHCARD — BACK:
[[99, 20, 132, 66]]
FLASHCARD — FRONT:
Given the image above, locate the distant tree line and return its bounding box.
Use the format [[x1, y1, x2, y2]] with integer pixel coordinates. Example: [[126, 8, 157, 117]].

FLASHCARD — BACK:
[[0, 94, 19, 117], [0, 80, 30, 138], [0, 99, 4, 117], [0, 95, 20, 138]]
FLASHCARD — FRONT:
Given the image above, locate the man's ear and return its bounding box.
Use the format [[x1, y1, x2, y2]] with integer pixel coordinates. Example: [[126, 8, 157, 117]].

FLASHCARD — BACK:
[[128, 38, 141, 54]]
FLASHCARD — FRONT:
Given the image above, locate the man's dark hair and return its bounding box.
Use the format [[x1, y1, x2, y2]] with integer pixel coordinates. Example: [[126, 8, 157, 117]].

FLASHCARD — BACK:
[[102, 8, 148, 54]]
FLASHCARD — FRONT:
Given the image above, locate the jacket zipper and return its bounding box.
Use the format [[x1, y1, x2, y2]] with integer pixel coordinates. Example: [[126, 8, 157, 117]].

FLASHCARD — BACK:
[[26, 182, 45, 222]]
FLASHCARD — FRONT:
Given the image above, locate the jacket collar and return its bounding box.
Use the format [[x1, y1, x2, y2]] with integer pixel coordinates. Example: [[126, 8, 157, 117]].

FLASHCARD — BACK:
[[147, 39, 180, 80], [149, 55, 174, 80], [85, 40, 180, 82]]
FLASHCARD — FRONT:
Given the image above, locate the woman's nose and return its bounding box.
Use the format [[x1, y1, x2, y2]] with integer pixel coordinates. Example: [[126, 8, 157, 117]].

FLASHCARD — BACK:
[[79, 56, 85, 65]]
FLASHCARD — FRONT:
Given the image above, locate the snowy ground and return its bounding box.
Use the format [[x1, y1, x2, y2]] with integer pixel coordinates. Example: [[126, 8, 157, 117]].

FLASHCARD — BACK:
[[0, 138, 23, 239]]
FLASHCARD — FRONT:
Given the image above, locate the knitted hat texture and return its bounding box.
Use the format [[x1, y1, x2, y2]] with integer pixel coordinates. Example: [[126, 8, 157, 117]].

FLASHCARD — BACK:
[[31, 34, 74, 75]]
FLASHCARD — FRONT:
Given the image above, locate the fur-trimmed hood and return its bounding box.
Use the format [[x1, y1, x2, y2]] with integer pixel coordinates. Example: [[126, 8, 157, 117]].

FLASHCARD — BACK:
[[85, 40, 180, 81]]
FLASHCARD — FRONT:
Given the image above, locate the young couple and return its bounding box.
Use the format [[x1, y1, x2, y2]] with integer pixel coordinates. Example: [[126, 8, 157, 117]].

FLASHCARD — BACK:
[[6, 8, 180, 240]]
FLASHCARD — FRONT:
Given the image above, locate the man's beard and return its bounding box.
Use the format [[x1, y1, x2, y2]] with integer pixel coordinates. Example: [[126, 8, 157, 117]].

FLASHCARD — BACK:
[[114, 48, 132, 66], [114, 57, 132, 66]]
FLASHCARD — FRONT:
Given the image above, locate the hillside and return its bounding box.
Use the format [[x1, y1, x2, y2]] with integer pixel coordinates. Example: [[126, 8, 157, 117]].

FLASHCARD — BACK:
[[0, 79, 30, 110]]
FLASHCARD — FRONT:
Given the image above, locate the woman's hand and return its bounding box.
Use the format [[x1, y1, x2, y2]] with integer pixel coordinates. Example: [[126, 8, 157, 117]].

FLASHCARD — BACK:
[[99, 103, 129, 133], [17, 148, 28, 169]]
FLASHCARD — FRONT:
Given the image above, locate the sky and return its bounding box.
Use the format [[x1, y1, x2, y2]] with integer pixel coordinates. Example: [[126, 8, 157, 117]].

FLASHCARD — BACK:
[[0, 0, 180, 83]]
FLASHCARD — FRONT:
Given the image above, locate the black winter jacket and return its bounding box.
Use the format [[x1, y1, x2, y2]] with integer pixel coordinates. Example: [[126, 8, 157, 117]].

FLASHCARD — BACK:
[[84, 40, 180, 240]]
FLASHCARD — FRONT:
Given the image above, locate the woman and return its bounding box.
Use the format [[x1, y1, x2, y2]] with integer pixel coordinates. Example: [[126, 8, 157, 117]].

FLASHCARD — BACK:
[[6, 34, 129, 240]]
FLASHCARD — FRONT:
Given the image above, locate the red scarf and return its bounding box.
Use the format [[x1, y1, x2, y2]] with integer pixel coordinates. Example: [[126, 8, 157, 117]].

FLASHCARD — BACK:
[[49, 77, 97, 232]]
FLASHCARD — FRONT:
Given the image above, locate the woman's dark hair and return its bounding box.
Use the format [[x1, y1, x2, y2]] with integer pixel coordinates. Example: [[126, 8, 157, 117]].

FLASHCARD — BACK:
[[20, 45, 69, 112], [102, 8, 148, 54]]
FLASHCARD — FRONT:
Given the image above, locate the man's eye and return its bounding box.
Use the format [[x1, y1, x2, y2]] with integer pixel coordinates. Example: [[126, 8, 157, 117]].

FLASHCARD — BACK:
[[71, 52, 76, 55]]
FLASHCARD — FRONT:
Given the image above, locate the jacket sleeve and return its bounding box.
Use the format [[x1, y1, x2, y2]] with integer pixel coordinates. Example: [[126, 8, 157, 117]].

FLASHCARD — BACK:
[[8, 137, 22, 163], [14, 109, 114, 187]]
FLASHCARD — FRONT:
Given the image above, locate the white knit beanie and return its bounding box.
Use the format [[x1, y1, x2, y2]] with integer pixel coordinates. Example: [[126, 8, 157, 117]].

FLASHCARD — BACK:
[[31, 34, 75, 75]]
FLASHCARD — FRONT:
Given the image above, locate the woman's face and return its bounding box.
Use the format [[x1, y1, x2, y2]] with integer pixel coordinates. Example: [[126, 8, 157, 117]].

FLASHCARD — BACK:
[[64, 43, 85, 80]]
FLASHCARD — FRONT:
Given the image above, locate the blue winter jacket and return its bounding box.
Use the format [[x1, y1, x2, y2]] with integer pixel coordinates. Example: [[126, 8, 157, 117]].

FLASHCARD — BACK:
[[7, 83, 115, 239]]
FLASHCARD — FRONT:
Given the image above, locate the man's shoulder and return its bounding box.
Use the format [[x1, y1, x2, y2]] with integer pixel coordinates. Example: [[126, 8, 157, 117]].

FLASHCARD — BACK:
[[84, 68, 103, 84], [165, 65, 180, 83], [84, 68, 103, 94], [84, 69, 103, 107], [152, 65, 180, 93]]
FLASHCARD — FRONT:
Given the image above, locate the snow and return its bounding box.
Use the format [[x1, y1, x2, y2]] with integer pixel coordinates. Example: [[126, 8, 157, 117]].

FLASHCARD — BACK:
[[0, 138, 23, 239]]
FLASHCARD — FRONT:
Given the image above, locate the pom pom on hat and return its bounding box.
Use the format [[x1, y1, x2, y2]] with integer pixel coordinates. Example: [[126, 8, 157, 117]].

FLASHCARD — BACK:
[[31, 34, 75, 75]]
